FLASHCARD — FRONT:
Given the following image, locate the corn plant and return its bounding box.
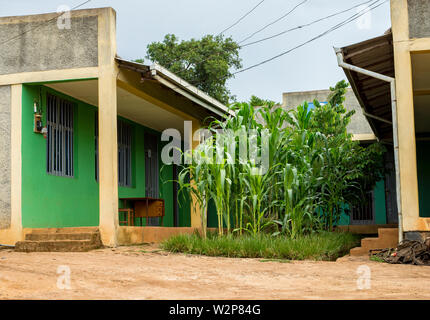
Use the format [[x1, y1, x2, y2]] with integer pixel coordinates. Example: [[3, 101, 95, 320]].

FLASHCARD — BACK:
[[176, 81, 386, 239], [273, 163, 320, 238]]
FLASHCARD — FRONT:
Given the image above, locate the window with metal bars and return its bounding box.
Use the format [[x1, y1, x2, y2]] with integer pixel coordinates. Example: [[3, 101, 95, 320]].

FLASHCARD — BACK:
[[46, 93, 74, 177], [95, 114, 132, 187], [95, 113, 99, 181], [118, 120, 132, 187]]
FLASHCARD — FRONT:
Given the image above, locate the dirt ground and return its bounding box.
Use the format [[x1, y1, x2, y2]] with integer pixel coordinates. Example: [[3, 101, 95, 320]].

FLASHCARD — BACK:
[[0, 244, 429, 300]]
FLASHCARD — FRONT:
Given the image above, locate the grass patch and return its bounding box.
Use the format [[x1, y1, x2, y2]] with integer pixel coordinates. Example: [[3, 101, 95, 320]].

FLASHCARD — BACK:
[[259, 259, 291, 263], [370, 255, 385, 263], [161, 231, 360, 261]]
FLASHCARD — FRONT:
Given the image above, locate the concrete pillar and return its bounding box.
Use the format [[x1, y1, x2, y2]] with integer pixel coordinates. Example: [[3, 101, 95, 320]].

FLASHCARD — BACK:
[[0, 84, 24, 245], [391, 0, 420, 231], [10, 84, 23, 243], [189, 120, 203, 229], [98, 8, 119, 246]]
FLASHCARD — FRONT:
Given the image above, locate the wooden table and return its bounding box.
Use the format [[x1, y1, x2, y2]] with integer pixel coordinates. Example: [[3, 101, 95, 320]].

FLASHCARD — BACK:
[[119, 197, 165, 226]]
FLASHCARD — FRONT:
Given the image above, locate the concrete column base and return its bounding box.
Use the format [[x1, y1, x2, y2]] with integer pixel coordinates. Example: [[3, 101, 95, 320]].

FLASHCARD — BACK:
[[404, 231, 430, 242]]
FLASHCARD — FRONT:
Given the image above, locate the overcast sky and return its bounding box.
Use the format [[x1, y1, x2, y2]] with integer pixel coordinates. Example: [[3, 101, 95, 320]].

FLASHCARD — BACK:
[[2, 0, 391, 103]]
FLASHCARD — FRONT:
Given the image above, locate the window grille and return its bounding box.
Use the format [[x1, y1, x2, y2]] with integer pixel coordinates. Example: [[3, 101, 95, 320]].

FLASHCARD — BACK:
[[95, 114, 132, 187], [95, 113, 99, 181], [46, 93, 74, 177], [351, 191, 375, 224], [118, 120, 132, 187]]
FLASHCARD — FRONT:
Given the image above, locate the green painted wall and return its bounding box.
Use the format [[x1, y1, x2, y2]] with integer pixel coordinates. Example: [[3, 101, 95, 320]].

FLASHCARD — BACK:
[[417, 140, 430, 218], [337, 204, 350, 226], [22, 84, 190, 228], [374, 180, 387, 224], [178, 196, 191, 227], [207, 199, 218, 228], [337, 179, 386, 225], [22, 85, 99, 228], [177, 164, 191, 227], [205, 179, 387, 229]]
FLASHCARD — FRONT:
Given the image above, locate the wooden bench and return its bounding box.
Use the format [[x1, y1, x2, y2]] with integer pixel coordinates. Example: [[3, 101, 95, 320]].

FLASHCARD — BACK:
[[119, 197, 165, 226]]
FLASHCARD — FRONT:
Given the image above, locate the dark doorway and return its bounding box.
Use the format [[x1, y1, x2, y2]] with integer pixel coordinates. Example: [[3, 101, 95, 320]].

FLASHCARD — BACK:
[[384, 146, 398, 224], [173, 164, 179, 227], [145, 132, 159, 226]]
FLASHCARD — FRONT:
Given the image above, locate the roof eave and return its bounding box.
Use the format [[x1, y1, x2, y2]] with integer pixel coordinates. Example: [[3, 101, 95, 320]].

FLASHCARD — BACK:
[[337, 32, 394, 140], [115, 57, 233, 118]]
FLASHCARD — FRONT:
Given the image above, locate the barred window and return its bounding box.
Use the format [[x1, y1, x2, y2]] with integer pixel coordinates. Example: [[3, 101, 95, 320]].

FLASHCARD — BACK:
[[94, 115, 132, 187], [95, 113, 99, 181], [118, 120, 132, 187], [46, 93, 74, 177]]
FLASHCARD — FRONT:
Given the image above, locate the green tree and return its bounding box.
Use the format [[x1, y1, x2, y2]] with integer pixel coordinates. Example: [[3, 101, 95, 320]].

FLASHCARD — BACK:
[[141, 34, 242, 105], [311, 80, 355, 137], [249, 95, 277, 107], [309, 81, 385, 229]]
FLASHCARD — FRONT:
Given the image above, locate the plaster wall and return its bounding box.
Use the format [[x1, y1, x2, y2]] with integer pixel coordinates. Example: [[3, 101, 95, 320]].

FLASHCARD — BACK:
[[0, 85, 11, 229], [408, 0, 430, 38], [282, 88, 374, 135], [0, 15, 98, 75]]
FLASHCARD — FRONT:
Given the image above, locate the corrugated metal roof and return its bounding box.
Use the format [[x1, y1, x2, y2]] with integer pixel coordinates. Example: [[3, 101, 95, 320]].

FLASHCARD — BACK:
[[340, 31, 394, 141], [115, 57, 232, 119]]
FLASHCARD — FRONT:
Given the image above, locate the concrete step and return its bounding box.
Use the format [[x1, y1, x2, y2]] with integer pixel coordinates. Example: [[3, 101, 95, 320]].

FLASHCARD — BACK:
[[25, 232, 99, 242], [28, 227, 99, 234], [378, 227, 399, 239], [349, 227, 399, 256], [337, 224, 397, 234], [361, 237, 398, 250], [350, 247, 369, 256], [16, 228, 102, 252], [15, 240, 101, 252]]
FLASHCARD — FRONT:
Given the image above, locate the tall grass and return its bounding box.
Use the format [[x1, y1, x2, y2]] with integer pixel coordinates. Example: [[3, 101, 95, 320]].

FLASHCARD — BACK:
[[161, 231, 360, 261]]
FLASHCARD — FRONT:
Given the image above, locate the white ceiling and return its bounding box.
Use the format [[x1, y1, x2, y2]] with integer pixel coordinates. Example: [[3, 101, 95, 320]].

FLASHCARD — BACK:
[[46, 79, 187, 134]]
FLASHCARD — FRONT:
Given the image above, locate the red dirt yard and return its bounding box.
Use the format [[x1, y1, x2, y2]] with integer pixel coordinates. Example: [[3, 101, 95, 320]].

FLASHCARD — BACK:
[[0, 244, 429, 299]]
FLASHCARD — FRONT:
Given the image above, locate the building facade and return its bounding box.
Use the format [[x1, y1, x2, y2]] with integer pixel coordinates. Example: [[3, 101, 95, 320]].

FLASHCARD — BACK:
[[335, 0, 430, 241], [282, 88, 376, 140], [0, 8, 228, 246]]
